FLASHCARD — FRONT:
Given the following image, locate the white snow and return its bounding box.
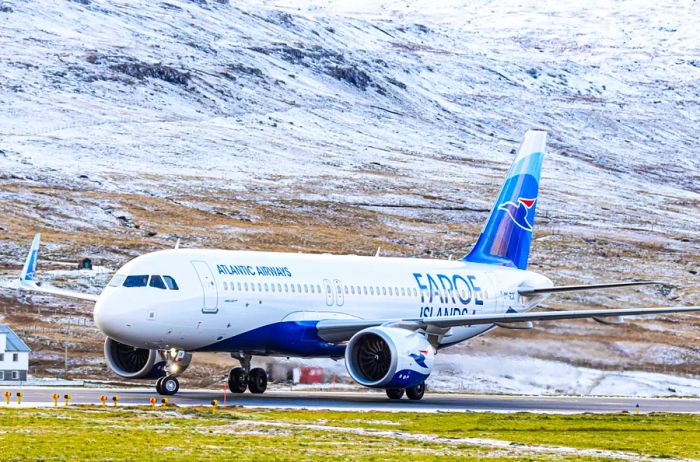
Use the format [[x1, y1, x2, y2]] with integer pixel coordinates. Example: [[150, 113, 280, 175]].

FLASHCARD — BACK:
[[0, 0, 698, 396]]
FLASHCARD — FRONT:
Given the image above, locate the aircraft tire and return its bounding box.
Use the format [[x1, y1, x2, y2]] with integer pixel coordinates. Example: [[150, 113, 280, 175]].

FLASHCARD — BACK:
[[228, 367, 247, 393], [385, 388, 405, 400], [247, 368, 268, 394], [406, 383, 425, 400], [155, 377, 165, 394], [160, 376, 179, 396]]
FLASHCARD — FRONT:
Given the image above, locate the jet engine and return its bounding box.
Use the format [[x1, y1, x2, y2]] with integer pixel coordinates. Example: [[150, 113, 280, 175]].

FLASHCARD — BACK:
[[345, 326, 434, 389], [104, 338, 192, 379]]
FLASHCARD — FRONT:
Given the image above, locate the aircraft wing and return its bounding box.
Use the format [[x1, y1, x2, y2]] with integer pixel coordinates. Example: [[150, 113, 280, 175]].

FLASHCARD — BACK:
[[518, 280, 663, 295], [315, 305, 700, 343], [18, 233, 100, 303]]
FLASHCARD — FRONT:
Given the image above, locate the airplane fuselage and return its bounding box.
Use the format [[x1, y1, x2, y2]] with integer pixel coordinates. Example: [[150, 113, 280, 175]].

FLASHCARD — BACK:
[[94, 249, 552, 355]]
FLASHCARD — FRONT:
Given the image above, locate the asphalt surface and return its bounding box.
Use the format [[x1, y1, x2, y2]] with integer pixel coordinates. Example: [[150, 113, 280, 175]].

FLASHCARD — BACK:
[[2, 386, 700, 413]]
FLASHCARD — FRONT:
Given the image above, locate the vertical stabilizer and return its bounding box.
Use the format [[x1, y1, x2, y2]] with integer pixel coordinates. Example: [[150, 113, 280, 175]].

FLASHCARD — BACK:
[[463, 130, 546, 270]]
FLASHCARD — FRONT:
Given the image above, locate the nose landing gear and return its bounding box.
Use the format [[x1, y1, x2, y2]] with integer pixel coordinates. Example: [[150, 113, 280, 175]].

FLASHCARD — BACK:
[[156, 375, 180, 396], [154, 349, 191, 396], [228, 353, 268, 394]]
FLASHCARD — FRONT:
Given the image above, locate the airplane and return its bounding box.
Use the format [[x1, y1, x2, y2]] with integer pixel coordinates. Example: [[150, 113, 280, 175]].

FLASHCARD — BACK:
[[16, 130, 700, 399]]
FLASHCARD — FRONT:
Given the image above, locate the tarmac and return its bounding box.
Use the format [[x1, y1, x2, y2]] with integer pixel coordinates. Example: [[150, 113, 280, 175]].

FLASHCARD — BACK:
[[2, 386, 700, 413]]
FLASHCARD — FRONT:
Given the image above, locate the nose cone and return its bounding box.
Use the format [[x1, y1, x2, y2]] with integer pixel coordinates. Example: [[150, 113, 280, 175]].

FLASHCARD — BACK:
[[94, 290, 142, 345], [93, 294, 117, 339]]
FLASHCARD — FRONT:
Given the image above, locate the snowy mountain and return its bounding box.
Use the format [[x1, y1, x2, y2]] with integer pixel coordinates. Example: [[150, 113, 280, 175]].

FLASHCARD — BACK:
[[0, 0, 698, 393]]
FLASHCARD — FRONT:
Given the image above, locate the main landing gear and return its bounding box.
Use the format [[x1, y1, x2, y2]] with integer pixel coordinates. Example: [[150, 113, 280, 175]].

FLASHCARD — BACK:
[[228, 353, 268, 394], [386, 383, 426, 401]]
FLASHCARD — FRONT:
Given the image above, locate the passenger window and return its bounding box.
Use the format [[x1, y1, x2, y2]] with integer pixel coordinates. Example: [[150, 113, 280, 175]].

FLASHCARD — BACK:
[[370, 287, 374, 295], [271, 284, 275, 293], [291, 284, 295, 293], [124, 275, 149, 287], [297, 284, 301, 292], [257, 283, 262, 291], [223, 281, 228, 291], [311, 285, 315, 294], [149, 275, 166, 290], [382, 287, 387, 296], [304, 284, 308, 293], [108, 274, 126, 287], [388, 287, 393, 296], [344, 286, 349, 294], [284, 284, 288, 292], [317, 285, 321, 293], [264, 283, 269, 291], [251, 283, 255, 292], [401, 288, 405, 296], [244, 282, 249, 291], [278, 283, 282, 292], [350, 286, 355, 295], [363, 286, 367, 295], [237, 282, 242, 291]]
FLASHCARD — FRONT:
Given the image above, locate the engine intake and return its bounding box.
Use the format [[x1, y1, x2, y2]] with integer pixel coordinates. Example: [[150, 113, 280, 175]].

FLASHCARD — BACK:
[[345, 326, 434, 389], [104, 337, 167, 379]]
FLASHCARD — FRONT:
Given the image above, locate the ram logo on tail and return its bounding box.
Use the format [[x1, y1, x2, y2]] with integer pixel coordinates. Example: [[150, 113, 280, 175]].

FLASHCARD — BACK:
[[497, 197, 537, 232]]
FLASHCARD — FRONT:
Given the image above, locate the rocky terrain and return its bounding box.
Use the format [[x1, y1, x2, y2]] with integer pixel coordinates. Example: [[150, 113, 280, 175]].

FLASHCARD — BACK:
[[0, 0, 698, 394]]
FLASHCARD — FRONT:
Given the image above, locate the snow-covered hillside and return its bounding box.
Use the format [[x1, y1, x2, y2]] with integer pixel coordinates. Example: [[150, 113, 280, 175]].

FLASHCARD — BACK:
[[0, 0, 699, 393]]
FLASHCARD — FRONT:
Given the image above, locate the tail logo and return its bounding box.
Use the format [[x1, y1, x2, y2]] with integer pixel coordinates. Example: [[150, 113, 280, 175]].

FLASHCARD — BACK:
[[497, 197, 537, 232]]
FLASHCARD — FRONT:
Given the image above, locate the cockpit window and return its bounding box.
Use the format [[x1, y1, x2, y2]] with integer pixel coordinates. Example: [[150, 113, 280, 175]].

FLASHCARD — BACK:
[[108, 274, 126, 287], [163, 276, 179, 290], [123, 275, 149, 287], [149, 275, 166, 290]]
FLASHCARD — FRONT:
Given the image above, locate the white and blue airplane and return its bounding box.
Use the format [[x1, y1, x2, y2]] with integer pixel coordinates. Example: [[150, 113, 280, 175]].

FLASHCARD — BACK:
[[17, 130, 700, 399]]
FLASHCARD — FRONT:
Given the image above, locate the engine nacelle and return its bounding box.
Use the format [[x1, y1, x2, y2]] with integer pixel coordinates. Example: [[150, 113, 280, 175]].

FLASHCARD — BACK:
[[104, 338, 191, 379], [345, 326, 434, 389]]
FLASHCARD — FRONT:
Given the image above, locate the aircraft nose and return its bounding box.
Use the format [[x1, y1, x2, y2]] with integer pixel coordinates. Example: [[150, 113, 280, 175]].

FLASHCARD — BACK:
[[93, 295, 116, 338], [94, 291, 135, 341]]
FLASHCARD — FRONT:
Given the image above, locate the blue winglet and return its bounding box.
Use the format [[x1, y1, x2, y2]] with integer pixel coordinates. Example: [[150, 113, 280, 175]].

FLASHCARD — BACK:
[[19, 233, 41, 283]]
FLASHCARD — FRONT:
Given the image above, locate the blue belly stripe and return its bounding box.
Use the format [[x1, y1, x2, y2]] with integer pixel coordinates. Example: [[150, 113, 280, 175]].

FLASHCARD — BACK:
[[195, 321, 346, 358]]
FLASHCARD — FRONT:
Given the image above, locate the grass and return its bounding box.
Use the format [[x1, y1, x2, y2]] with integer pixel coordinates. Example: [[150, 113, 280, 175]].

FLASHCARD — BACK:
[[0, 407, 698, 461]]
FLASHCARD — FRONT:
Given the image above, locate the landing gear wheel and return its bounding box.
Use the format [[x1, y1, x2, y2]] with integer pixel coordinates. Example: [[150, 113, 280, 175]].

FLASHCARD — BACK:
[[160, 376, 179, 396], [386, 388, 405, 400], [406, 383, 425, 401], [155, 377, 165, 394], [228, 367, 248, 393], [247, 367, 267, 394]]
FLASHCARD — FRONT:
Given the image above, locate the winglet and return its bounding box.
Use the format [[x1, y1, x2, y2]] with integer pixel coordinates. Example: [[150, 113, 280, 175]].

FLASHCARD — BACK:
[[19, 233, 41, 284]]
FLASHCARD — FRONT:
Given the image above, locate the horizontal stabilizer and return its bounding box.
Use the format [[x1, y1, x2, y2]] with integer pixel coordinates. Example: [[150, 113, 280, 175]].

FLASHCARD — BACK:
[[518, 281, 663, 296]]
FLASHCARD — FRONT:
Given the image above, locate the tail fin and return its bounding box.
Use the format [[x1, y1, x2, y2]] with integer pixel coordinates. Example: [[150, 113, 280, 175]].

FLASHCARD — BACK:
[[463, 130, 546, 270], [19, 233, 41, 283]]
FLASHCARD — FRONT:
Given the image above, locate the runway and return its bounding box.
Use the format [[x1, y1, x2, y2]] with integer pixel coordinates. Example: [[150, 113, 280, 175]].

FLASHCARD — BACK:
[[2, 386, 700, 413]]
